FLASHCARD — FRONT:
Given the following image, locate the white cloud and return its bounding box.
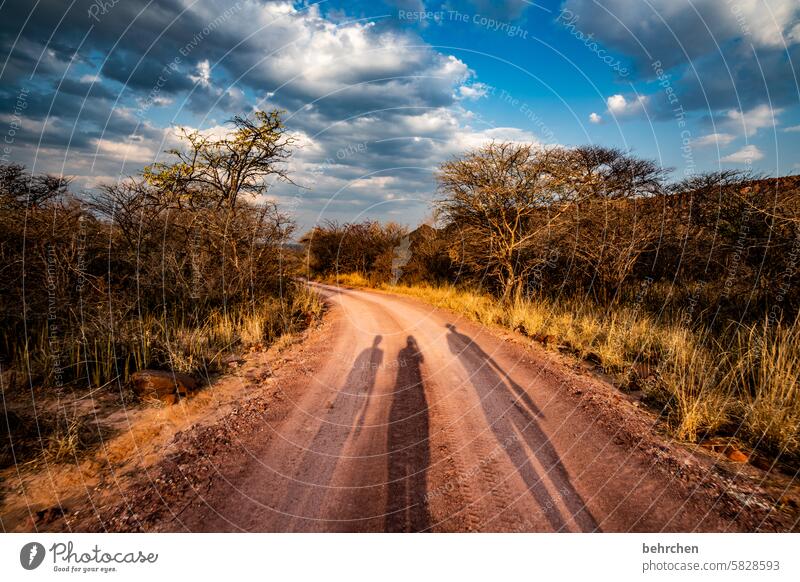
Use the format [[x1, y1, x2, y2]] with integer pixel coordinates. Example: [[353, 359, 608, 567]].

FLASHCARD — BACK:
[[783, 124, 800, 133], [734, 0, 800, 48], [457, 83, 490, 100], [589, 112, 603, 124], [189, 59, 211, 87], [95, 137, 158, 164], [232, 2, 471, 102], [725, 104, 782, 137], [606, 94, 648, 117], [721, 144, 765, 163], [446, 126, 542, 154], [691, 133, 736, 148]]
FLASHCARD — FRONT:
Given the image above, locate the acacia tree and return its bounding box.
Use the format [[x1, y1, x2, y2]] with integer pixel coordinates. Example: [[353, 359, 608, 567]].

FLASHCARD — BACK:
[[436, 142, 576, 300], [561, 146, 669, 303], [143, 109, 295, 209]]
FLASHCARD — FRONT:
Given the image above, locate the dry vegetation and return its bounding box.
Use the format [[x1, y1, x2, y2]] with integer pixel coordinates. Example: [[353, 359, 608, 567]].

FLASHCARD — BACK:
[[0, 110, 322, 469], [304, 143, 800, 469]]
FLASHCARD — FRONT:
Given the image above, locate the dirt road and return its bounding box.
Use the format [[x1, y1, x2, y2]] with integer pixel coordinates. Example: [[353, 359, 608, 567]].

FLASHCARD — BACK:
[[156, 282, 767, 533]]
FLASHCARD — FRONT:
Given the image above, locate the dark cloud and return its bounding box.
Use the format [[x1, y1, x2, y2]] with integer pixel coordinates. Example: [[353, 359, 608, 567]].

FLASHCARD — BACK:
[[0, 0, 537, 229], [563, 0, 800, 114]]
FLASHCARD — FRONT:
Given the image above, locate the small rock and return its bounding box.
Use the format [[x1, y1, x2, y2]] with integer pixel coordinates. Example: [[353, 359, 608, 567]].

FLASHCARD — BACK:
[[221, 354, 245, 367], [725, 447, 749, 463], [130, 369, 199, 404]]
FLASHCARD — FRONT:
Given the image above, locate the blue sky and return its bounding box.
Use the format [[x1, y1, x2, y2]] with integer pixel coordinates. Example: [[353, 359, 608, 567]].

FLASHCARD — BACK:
[[1, 0, 798, 232]]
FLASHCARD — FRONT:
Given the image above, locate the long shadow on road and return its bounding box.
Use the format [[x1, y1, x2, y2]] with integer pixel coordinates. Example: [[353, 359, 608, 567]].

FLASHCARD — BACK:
[[385, 336, 432, 532], [445, 323, 599, 532], [276, 335, 383, 529]]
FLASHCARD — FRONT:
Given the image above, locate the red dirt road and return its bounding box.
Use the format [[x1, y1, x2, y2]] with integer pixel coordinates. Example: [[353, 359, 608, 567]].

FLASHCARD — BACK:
[[167, 283, 759, 532]]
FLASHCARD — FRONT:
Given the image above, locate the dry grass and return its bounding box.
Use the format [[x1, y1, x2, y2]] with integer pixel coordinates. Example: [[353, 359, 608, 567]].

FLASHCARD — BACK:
[[728, 321, 800, 459], [343, 278, 799, 466], [319, 272, 372, 287], [1, 284, 323, 473], [4, 285, 323, 392]]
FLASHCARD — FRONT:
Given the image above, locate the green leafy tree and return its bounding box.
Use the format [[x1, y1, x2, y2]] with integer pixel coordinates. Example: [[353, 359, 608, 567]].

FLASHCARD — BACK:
[[144, 109, 296, 209]]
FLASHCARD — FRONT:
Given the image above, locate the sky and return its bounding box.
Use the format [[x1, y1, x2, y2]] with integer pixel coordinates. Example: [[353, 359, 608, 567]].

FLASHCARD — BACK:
[[1, 0, 799, 233]]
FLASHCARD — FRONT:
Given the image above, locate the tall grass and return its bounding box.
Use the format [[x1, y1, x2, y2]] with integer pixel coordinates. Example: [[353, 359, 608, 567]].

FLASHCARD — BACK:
[[729, 322, 800, 459], [367, 280, 799, 465], [2, 285, 323, 390]]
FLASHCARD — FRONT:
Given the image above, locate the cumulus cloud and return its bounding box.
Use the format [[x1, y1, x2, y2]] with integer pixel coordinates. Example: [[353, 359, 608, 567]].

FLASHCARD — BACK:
[[725, 104, 781, 137], [457, 83, 491, 100], [0, 0, 545, 228], [721, 144, 765, 163], [189, 60, 212, 88], [606, 94, 648, 117], [691, 133, 736, 148], [589, 112, 603, 124]]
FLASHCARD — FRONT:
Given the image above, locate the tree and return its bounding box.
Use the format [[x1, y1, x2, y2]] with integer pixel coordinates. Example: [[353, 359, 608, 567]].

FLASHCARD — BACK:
[[435, 142, 575, 299], [143, 109, 295, 209], [561, 146, 669, 303], [300, 220, 407, 281], [0, 163, 69, 209]]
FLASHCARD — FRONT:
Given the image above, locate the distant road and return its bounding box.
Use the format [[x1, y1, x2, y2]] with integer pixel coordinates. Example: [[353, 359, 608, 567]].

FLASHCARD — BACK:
[[174, 282, 739, 532]]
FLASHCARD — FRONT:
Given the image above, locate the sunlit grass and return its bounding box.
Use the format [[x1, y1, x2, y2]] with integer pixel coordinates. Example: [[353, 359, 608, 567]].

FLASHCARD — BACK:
[[328, 276, 799, 465]]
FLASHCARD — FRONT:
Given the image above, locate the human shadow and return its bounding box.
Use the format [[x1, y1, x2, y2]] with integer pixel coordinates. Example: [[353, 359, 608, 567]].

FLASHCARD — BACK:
[[445, 324, 598, 532], [278, 336, 383, 526], [385, 336, 432, 532], [355, 336, 385, 434]]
